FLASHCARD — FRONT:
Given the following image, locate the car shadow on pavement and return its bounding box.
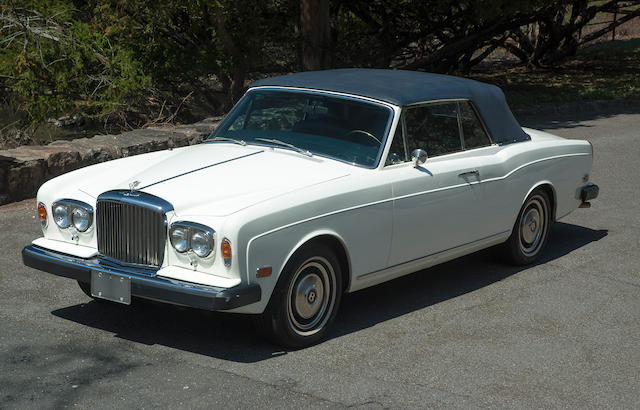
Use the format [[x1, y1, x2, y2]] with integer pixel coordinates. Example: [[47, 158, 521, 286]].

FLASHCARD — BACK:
[[51, 222, 607, 363]]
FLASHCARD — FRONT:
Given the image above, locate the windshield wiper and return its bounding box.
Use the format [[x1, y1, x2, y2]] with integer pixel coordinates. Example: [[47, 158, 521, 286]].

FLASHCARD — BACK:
[[208, 136, 246, 146], [255, 138, 312, 157]]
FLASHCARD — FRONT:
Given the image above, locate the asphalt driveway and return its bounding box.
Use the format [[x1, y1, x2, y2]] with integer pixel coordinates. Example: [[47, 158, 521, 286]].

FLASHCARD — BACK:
[[1, 107, 638, 408]]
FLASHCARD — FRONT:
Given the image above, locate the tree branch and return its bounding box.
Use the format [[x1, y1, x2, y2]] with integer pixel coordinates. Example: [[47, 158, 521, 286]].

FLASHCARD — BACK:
[[580, 7, 640, 43]]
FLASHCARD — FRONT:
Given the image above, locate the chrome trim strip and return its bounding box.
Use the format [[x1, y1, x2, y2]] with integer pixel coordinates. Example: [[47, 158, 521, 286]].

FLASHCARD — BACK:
[[170, 221, 215, 233], [404, 98, 473, 108], [245, 152, 588, 259], [401, 112, 409, 161], [169, 221, 216, 258], [97, 190, 174, 213], [51, 199, 95, 231], [480, 153, 590, 185], [38, 201, 48, 230], [140, 150, 263, 190], [393, 152, 590, 202], [456, 101, 465, 149], [357, 230, 511, 279], [222, 237, 232, 267], [247, 85, 399, 108], [52, 199, 94, 214]]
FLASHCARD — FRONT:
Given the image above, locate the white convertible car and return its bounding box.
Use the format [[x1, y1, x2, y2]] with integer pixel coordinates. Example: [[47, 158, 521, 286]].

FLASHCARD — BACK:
[[23, 69, 599, 346]]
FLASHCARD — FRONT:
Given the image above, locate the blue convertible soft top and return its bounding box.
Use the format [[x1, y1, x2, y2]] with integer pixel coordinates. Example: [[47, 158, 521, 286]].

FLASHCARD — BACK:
[[251, 69, 529, 144]]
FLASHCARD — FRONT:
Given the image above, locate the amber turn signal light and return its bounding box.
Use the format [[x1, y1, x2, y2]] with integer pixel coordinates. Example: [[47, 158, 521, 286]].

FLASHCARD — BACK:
[[256, 266, 272, 278], [37, 202, 47, 228], [221, 238, 232, 266]]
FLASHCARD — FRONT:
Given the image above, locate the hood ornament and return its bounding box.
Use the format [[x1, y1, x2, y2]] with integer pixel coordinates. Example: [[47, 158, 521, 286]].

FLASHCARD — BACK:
[[128, 180, 141, 194]]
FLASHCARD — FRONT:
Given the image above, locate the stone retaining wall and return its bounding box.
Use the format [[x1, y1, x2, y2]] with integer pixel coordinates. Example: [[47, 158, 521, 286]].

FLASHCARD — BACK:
[[0, 118, 220, 205]]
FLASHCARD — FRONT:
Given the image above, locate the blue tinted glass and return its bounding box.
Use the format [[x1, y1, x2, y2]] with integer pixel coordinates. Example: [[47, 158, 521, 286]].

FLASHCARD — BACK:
[[212, 90, 392, 167]]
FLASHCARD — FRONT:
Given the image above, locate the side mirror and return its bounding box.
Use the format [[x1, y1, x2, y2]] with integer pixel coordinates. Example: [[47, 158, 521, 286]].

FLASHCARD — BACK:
[[411, 149, 428, 168]]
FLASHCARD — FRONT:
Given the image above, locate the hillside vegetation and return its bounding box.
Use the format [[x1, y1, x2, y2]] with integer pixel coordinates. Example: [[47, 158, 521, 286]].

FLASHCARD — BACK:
[[1, 1, 639, 147]]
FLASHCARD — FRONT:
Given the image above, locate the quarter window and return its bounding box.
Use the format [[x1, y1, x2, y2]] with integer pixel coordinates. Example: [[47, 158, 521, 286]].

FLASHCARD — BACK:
[[386, 122, 407, 165], [459, 102, 491, 149]]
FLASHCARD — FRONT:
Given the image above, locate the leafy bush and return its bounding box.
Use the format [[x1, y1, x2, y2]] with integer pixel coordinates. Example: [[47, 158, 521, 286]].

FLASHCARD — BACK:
[[1, 0, 638, 141], [1, 1, 152, 124]]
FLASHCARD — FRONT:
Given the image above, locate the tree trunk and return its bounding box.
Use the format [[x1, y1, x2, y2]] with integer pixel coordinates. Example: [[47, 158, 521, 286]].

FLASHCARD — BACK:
[[215, 9, 246, 110], [300, 0, 330, 71]]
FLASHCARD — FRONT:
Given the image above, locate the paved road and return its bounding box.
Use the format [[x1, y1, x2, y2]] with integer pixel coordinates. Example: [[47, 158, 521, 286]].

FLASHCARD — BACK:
[[1, 108, 638, 408]]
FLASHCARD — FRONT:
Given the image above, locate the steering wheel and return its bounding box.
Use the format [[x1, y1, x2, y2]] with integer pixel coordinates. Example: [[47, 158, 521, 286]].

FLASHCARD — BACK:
[[346, 129, 381, 146]]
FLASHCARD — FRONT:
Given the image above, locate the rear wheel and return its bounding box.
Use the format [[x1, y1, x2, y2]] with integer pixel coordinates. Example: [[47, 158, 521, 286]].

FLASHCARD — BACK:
[[504, 188, 551, 265], [256, 244, 342, 348]]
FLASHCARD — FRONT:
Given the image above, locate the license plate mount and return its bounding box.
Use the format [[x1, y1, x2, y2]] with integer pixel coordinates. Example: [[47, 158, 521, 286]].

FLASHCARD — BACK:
[[91, 270, 131, 305]]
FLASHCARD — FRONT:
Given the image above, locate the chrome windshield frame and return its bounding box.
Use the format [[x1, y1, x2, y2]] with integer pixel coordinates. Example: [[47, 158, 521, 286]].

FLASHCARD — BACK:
[[208, 86, 397, 169]]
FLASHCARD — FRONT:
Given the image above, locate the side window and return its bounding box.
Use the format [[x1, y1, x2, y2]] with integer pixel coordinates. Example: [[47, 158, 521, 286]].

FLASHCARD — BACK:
[[459, 102, 491, 149], [404, 103, 462, 157], [386, 120, 407, 165]]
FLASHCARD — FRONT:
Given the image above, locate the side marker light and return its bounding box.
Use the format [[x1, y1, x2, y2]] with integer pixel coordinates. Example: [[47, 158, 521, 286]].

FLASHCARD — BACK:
[[256, 266, 272, 278]]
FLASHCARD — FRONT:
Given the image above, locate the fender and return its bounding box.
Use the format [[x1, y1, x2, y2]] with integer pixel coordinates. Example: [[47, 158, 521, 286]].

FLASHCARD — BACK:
[[282, 230, 352, 291], [522, 181, 557, 221], [500, 181, 557, 235], [243, 227, 352, 314]]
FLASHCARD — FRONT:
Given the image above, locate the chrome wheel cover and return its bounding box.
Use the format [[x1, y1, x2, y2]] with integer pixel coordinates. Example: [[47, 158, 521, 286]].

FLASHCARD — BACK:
[[519, 194, 548, 257], [287, 256, 336, 336]]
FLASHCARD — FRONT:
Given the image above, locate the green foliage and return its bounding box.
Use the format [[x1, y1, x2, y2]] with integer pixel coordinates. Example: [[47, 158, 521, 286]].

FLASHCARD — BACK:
[[1, 0, 297, 127], [1, 0, 637, 136], [1, 1, 153, 124]]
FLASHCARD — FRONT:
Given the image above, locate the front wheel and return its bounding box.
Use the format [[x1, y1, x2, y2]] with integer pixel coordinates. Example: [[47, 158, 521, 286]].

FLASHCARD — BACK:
[[504, 188, 552, 265], [256, 244, 342, 348]]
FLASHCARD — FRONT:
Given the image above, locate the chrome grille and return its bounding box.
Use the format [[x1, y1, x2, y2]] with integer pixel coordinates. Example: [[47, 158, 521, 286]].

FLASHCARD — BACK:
[[96, 191, 173, 267]]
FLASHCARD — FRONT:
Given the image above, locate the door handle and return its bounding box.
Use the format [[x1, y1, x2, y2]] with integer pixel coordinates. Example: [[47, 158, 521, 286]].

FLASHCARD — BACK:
[[458, 170, 479, 178]]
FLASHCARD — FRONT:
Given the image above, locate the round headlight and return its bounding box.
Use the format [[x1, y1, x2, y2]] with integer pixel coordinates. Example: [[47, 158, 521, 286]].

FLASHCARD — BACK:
[[71, 207, 91, 232], [170, 227, 189, 253], [53, 204, 70, 228], [191, 231, 212, 257]]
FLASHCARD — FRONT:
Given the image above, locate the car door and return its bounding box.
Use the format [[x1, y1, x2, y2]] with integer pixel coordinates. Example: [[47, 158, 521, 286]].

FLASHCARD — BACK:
[[384, 101, 494, 266]]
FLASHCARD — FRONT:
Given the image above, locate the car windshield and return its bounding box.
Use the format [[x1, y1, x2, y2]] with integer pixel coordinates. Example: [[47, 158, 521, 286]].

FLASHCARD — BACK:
[[209, 89, 393, 167]]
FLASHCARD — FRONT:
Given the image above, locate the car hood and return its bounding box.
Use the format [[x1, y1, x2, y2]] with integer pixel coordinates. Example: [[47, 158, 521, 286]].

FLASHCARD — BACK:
[[80, 143, 350, 216]]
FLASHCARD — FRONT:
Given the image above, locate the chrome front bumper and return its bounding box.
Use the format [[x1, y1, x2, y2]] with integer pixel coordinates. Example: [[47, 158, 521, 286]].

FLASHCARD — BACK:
[[22, 245, 261, 310]]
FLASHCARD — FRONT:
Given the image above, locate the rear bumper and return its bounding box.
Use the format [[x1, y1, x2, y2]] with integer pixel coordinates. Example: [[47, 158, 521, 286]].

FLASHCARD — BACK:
[[22, 245, 261, 311], [581, 182, 599, 202]]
